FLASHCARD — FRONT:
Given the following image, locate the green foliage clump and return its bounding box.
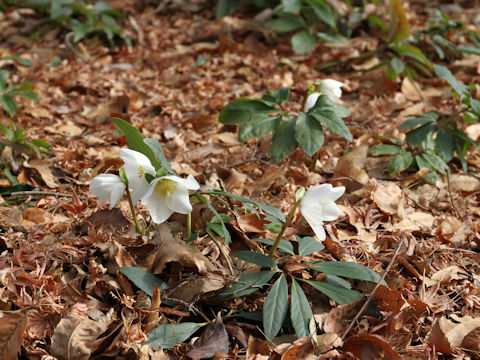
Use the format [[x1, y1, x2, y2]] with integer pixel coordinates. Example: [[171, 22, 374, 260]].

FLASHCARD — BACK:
[[369, 65, 479, 183], [219, 87, 352, 163]]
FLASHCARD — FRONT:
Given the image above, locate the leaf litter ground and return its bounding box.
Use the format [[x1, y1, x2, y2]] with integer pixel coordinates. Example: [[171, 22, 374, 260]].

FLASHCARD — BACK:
[[0, 1, 480, 359]]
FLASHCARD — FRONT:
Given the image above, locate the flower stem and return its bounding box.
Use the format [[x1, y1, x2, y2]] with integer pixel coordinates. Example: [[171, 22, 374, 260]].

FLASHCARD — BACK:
[[186, 212, 192, 239], [269, 199, 301, 258], [126, 190, 143, 234]]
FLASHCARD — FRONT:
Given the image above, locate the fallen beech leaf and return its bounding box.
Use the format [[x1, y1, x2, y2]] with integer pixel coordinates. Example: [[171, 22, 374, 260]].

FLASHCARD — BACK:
[[0, 207, 22, 227], [315, 333, 343, 353], [281, 336, 314, 360], [430, 265, 468, 284], [372, 182, 403, 215], [150, 224, 216, 274], [0, 311, 27, 360], [246, 336, 270, 357], [237, 213, 266, 233], [371, 285, 405, 314], [323, 299, 363, 334], [22, 207, 46, 224], [335, 145, 369, 191], [187, 313, 228, 359], [50, 314, 110, 360], [25, 159, 59, 188], [343, 334, 401, 360], [449, 174, 480, 192], [401, 76, 422, 101], [165, 275, 226, 303]]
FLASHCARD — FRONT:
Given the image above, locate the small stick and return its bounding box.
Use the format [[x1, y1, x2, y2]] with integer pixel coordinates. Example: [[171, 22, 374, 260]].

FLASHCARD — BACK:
[[341, 236, 406, 340], [8, 191, 73, 198]]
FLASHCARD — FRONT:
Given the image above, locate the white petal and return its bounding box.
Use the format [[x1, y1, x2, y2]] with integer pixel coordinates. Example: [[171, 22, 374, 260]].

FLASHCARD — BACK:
[[301, 201, 325, 225], [141, 180, 173, 223], [310, 222, 326, 241], [89, 174, 125, 209], [319, 79, 343, 102], [304, 93, 321, 112], [327, 186, 345, 202], [319, 202, 342, 221], [165, 184, 192, 214], [130, 179, 151, 204], [302, 184, 333, 207], [120, 148, 155, 203], [183, 174, 200, 190]]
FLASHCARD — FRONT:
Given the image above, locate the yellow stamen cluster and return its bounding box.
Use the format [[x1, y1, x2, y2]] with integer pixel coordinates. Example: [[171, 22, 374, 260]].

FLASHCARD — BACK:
[[154, 179, 177, 196], [137, 166, 146, 178]]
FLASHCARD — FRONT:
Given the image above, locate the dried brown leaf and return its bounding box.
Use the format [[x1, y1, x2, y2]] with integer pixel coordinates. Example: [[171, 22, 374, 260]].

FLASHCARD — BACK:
[[0, 311, 27, 360], [187, 313, 228, 359]]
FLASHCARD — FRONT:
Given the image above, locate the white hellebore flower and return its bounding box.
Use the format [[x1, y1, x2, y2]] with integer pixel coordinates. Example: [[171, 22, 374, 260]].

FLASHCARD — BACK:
[[304, 79, 344, 112], [300, 184, 345, 241], [142, 174, 200, 224], [90, 174, 126, 210], [120, 148, 156, 203]]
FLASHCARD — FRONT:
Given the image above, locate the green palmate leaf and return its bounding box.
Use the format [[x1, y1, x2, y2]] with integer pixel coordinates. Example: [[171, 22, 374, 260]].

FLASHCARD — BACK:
[[310, 94, 351, 117], [263, 274, 288, 339], [405, 123, 438, 147], [0, 183, 34, 195], [263, 222, 282, 233], [399, 113, 437, 130], [262, 88, 291, 106], [310, 261, 386, 285], [326, 274, 352, 289], [204, 199, 231, 244], [112, 117, 162, 170], [421, 150, 448, 174], [388, 149, 413, 173], [311, 111, 352, 141], [316, 32, 348, 44], [290, 278, 313, 338], [264, 17, 303, 32], [252, 238, 295, 255], [146, 322, 206, 349], [31, 138, 51, 149], [389, 45, 431, 66], [239, 115, 281, 142], [206, 222, 226, 237], [309, 0, 336, 29], [216, 0, 242, 18], [270, 117, 298, 163], [144, 138, 176, 175], [0, 95, 17, 116], [433, 64, 468, 95], [435, 128, 455, 162], [304, 279, 362, 305], [13, 91, 40, 101], [0, 56, 32, 67], [219, 99, 275, 125], [387, 0, 410, 43], [291, 31, 317, 54], [0, 70, 9, 91], [457, 46, 480, 56], [209, 190, 286, 222], [215, 271, 276, 301], [282, 0, 301, 12], [234, 251, 278, 269], [297, 236, 325, 256], [376, 135, 403, 145], [294, 113, 324, 156], [368, 144, 402, 156], [119, 267, 168, 296]]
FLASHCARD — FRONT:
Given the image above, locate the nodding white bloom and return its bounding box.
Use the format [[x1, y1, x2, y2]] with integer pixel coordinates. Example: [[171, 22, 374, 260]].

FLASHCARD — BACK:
[[299, 184, 345, 241], [304, 79, 344, 112], [141, 175, 200, 224], [120, 148, 156, 203], [90, 174, 126, 210]]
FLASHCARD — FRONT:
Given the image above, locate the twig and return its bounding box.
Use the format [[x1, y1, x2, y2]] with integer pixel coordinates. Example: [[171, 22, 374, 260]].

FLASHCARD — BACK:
[[206, 228, 235, 276], [65, 32, 89, 63], [341, 236, 406, 340], [8, 191, 73, 198], [445, 170, 461, 218]]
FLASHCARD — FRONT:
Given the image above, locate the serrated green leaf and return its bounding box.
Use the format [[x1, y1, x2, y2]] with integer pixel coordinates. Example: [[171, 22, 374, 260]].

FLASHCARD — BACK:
[[263, 222, 282, 233], [264, 18, 303, 32], [304, 279, 362, 305], [252, 238, 294, 255], [309, 0, 336, 29], [399, 114, 436, 130], [369, 144, 402, 156], [435, 128, 455, 162], [0, 95, 17, 117], [282, 0, 301, 12], [263, 275, 288, 339], [270, 117, 298, 163], [433, 64, 468, 95], [31, 138, 51, 149], [215, 271, 276, 301], [234, 251, 278, 269], [388, 149, 413, 173], [422, 151, 448, 174], [290, 278, 313, 338], [238, 115, 281, 142], [390, 57, 405, 74], [405, 123, 437, 147], [389, 45, 431, 66], [311, 111, 352, 141], [146, 322, 205, 349], [310, 261, 386, 285], [0, 70, 9, 91], [219, 99, 276, 125], [144, 138, 175, 175], [298, 236, 325, 256], [0, 55, 32, 67], [216, 0, 242, 18], [204, 199, 231, 244], [119, 266, 168, 296], [457, 46, 480, 56], [326, 274, 352, 289], [291, 31, 317, 54], [112, 117, 162, 170], [294, 113, 324, 156], [206, 222, 225, 237]]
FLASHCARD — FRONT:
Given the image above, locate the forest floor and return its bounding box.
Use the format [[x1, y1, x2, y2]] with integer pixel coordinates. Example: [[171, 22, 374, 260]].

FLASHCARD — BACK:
[[1, 0, 480, 359]]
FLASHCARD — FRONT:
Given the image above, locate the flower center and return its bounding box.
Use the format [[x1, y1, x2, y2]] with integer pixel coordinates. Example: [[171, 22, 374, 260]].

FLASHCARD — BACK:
[[154, 179, 177, 196], [137, 166, 146, 179]]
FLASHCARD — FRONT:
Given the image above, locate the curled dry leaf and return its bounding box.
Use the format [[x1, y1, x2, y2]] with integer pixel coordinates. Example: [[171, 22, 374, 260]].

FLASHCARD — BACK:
[[0, 311, 27, 360], [50, 314, 110, 360], [164, 275, 226, 303], [281, 336, 315, 360], [323, 299, 364, 334], [343, 334, 401, 360], [334, 145, 369, 191], [187, 312, 228, 359], [372, 182, 403, 216], [24, 159, 59, 188], [246, 336, 270, 358]]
